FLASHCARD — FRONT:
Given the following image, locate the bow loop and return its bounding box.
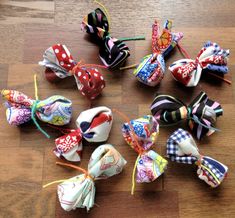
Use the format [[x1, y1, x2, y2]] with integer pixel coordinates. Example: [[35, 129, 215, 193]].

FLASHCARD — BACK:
[[39, 44, 106, 100], [169, 41, 229, 87], [151, 92, 222, 139], [57, 144, 126, 211], [54, 106, 113, 162], [167, 129, 228, 187], [2, 90, 72, 126], [133, 20, 183, 86]]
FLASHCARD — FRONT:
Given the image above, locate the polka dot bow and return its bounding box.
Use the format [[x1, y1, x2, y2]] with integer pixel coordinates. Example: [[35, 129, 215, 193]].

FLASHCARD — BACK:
[[54, 106, 113, 162], [55, 144, 127, 211], [39, 44, 105, 100], [167, 128, 228, 187], [122, 115, 167, 194], [169, 41, 230, 87], [1, 89, 72, 133], [81, 8, 130, 69], [133, 20, 183, 86], [151, 91, 223, 140]]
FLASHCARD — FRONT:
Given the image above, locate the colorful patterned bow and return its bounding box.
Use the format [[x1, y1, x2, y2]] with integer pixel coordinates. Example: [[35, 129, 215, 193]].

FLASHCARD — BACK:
[[151, 91, 223, 140], [81, 8, 144, 69], [44, 144, 127, 211], [1, 86, 72, 138], [169, 41, 230, 87], [132, 20, 183, 86], [167, 128, 228, 187], [54, 106, 113, 162], [39, 44, 106, 100], [121, 114, 167, 194]]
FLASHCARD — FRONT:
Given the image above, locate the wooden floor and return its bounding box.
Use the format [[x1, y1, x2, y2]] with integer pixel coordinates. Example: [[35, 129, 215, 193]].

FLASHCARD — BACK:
[[0, 0, 235, 217]]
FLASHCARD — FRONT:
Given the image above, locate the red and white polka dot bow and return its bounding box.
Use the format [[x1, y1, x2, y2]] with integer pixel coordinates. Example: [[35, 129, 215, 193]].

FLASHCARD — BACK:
[[39, 44, 106, 100]]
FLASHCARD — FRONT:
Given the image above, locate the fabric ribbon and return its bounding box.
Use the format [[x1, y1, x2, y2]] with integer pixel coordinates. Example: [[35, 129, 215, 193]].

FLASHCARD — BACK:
[[166, 128, 228, 187], [121, 114, 167, 194], [1, 88, 72, 137], [132, 20, 183, 86], [39, 44, 106, 100], [150, 91, 223, 140], [44, 144, 127, 211], [81, 8, 144, 69], [54, 106, 113, 162], [169, 41, 230, 87]]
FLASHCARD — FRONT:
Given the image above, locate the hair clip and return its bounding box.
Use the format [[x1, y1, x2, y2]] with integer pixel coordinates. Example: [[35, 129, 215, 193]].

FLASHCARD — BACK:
[[52, 106, 113, 162], [121, 20, 183, 86], [151, 91, 222, 139], [1, 75, 72, 138], [39, 44, 106, 100], [81, 4, 145, 69], [169, 41, 231, 86], [167, 128, 228, 187], [114, 109, 167, 194], [43, 144, 127, 211]]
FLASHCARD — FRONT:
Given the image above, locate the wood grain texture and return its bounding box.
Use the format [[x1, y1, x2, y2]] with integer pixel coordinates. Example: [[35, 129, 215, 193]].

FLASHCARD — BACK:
[[0, 0, 235, 217]]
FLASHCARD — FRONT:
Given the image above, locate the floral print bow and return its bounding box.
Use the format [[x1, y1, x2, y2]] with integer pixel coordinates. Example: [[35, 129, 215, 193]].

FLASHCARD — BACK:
[[39, 44, 106, 100], [54, 106, 113, 162], [133, 20, 183, 86], [169, 41, 230, 87], [1, 89, 72, 137], [167, 128, 228, 187], [151, 91, 223, 139], [44, 144, 126, 211], [122, 115, 167, 194]]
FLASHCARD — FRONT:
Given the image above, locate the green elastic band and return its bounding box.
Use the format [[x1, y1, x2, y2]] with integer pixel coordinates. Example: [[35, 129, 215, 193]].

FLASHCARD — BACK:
[[119, 36, 145, 41], [31, 100, 50, 138]]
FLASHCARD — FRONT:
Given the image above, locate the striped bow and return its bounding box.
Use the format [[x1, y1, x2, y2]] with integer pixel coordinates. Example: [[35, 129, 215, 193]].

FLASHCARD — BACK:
[[81, 8, 130, 69], [54, 106, 113, 162], [167, 128, 228, 187], [122, 115, 167, 193], [169, 41, 229, 87], [133, 20, 183, 86], [150, 91, 223, 139], [39, 44, 106, 100]]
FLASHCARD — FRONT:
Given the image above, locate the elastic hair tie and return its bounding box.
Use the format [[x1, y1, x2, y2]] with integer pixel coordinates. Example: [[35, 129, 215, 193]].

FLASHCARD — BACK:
[[113, 109, 167, 195], [170, 41, 231, 86], [43, 144, 127, 211], [81, 3, 145, 69], [167, 128, 228, 187]]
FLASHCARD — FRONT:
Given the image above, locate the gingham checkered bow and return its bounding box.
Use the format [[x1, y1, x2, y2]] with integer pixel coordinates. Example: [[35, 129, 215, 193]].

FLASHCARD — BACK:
[[54, 106, 113, 162], [166, 128, 228, 187], [151, 91, 223, 139], [169, 41, 229, 87]]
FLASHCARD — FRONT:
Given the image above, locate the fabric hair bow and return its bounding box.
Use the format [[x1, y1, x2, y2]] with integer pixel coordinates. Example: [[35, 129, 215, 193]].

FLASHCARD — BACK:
[[131, 20, 183, 86], [81, 8, 144, 69], [151, 91, 223, 140], [121, 115, 167, 194], [169, 41, 230, 87], [1, 89, 72, 137], [167, 128, 228, 187], [44, 144, 127, 211], [54, 106, 113, 162], [39, 44, 106, 100]]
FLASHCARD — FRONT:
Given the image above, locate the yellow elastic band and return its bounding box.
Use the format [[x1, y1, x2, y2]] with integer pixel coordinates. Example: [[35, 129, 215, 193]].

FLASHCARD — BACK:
[[43, 177, 86, 188], [131, 155, 140, 195], [200, 165, 221, 185], [94, 0, 111, 32], [34, 74, 39, 100], [120, 64, 138, 70]]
